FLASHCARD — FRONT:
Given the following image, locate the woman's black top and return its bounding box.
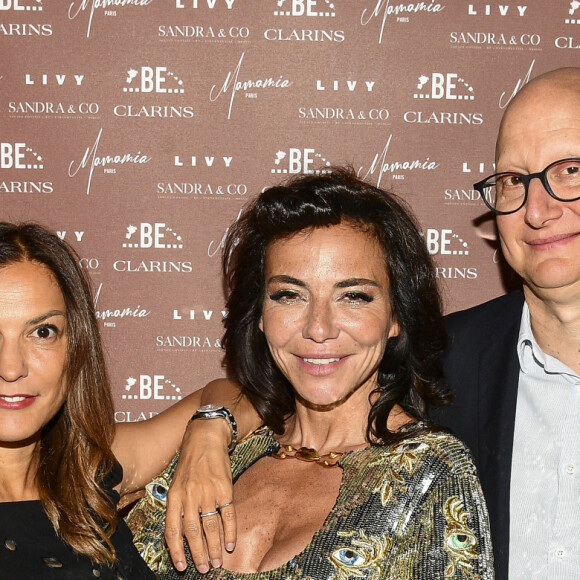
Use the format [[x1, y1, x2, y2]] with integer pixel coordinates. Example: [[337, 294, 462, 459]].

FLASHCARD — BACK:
[[0, 462, 154, 579]]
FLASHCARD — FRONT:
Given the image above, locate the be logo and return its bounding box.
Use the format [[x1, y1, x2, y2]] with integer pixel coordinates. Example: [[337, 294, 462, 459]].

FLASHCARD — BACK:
[[274, 0, 336, 17], [123, 223, 184, 249], [123, 67, 185, 93], [0, 143, 43, 169], [271, 148, 332, 175], [414, 74, 475, 101], [122, 376, 182, 401], [0, 0, 42, 10], [425, 229, 470, 256]]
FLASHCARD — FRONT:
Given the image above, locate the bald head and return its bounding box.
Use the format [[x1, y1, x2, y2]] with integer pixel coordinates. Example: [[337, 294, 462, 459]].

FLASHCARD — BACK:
[[496, 67, 580, 163], [493, 66, 580, 299]]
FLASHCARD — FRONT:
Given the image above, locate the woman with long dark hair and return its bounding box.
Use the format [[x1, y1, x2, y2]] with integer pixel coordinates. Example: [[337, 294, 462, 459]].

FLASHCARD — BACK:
[[130, 168, 494, 579], [0, 222, 222, 578]]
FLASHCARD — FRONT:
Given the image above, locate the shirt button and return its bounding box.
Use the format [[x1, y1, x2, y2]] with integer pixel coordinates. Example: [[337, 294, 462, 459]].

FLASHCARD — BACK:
[[566, 464, 575, 475], [4, 539, 17, 551], [92, 569, 101, 577], [42, 557, 63, 568], [556, 549, 566, 558]]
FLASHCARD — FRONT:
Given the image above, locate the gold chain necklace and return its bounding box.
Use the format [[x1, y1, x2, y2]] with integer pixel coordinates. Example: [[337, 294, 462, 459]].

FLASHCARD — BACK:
[[271, 445, 344, 468]]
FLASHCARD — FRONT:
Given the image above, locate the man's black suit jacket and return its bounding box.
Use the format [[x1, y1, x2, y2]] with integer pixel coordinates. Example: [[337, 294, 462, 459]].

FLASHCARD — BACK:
[[431, 290, 526, 580]]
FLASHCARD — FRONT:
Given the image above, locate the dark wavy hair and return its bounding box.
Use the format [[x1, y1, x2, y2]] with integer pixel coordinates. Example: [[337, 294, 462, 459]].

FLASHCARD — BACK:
[[222, 167, 450, 445], [0, 222, 118, 565]]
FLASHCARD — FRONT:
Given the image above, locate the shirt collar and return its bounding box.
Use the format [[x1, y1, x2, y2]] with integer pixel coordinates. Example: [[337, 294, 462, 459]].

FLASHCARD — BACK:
[[517, 301, 579, 379]]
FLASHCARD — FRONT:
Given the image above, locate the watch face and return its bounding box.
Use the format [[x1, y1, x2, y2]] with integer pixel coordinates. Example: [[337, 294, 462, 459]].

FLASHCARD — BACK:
[[198, 404, 223, 413]]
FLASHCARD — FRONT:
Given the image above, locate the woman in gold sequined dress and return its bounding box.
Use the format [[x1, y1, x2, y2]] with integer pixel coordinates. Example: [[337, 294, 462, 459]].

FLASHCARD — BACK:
[[128, 168, 494, 579]]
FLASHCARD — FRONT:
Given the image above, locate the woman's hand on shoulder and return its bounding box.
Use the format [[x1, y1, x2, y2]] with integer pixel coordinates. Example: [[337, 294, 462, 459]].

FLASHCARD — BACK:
[[165, 414, 237, 573]]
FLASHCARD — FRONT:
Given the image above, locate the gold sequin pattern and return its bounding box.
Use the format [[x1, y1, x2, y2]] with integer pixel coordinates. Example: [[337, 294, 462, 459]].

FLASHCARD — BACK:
[[126, 427, 494, 579]]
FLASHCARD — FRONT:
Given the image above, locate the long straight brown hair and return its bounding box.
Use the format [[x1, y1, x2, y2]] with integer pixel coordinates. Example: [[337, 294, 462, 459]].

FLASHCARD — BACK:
[[0, 222, 118, 565]]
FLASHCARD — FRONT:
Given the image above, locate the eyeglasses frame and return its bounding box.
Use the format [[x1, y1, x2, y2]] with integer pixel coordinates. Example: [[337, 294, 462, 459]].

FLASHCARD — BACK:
[[474, 157, 580, 215]]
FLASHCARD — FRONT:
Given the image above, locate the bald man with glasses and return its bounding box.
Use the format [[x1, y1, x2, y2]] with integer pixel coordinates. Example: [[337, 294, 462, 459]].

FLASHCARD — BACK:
[[433, 67, 580, 580]]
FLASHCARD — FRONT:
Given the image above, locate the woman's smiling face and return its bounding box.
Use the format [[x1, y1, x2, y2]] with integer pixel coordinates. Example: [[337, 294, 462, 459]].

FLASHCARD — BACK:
[[260, 223, 399, 410], [0, 261, 68, 447]]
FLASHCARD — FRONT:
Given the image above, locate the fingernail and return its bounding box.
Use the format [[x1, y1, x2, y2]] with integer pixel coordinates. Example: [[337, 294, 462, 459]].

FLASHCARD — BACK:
[[212, 559, 222, 568], [226, 542, 235, 552], [175, 561, 186, 572], [198, 563, 210, 574]]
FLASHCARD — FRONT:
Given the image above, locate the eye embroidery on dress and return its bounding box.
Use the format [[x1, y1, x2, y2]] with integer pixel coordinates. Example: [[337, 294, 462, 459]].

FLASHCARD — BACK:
[[127, 472, 173, 573], [329, 530, 392, 580], [443, 496, 479, 578], [147, 481, 168, 503]]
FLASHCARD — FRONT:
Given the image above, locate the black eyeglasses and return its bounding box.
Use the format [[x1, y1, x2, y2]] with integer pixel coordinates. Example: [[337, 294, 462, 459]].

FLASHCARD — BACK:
[[474, 157, 580, 215]]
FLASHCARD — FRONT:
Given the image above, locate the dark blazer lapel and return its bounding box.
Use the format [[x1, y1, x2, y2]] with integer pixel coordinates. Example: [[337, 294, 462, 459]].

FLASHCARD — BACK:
[[476, 316, 521, 579]]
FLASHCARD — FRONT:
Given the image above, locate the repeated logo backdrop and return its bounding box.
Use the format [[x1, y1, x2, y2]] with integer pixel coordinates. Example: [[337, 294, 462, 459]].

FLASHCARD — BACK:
[[1, 0, 579, 420]]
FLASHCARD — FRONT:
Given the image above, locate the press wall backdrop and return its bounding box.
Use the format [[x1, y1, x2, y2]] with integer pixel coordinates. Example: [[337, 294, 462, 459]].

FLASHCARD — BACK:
[[2, 0, 579, 421]]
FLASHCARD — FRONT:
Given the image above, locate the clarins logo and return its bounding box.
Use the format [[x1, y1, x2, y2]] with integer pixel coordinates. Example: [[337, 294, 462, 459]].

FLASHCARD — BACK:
[[0, 22, 52, 35], [266, 2, 342, 43]]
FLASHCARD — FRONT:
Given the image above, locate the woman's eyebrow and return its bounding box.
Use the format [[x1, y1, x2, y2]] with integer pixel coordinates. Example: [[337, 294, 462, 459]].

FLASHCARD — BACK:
[[335, 278, 380, 289], [266, 275, 306, 287], [26, 310, 66, 326]]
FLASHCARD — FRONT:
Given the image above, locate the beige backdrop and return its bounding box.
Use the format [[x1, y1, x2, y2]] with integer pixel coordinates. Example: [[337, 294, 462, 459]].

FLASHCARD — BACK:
[[2, 0, 579, 421]]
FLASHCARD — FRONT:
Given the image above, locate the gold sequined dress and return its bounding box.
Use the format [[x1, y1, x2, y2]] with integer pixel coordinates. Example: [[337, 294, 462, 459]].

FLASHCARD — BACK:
[[127, 426, 494, 579]]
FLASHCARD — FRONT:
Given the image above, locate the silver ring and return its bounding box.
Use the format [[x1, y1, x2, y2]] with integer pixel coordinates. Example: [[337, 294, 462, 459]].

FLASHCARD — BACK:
[[199, 510, 219, 518], [218, 501, 233, 510]]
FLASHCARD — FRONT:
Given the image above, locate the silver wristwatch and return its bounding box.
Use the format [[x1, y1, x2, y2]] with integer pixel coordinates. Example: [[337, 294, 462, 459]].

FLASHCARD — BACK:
[[188, 404, 238, 454]]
